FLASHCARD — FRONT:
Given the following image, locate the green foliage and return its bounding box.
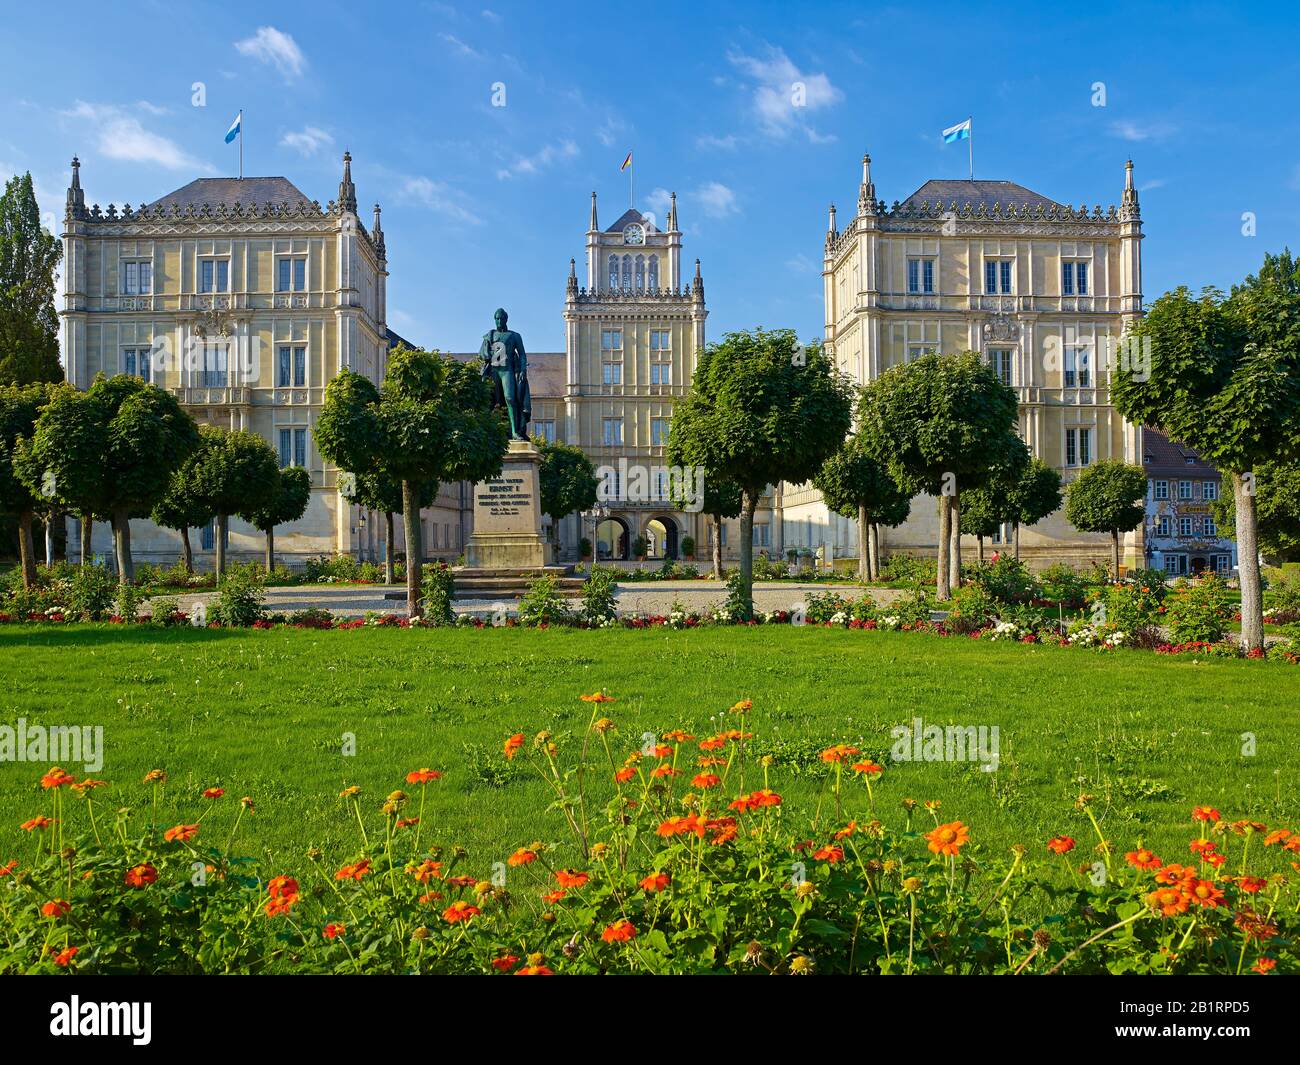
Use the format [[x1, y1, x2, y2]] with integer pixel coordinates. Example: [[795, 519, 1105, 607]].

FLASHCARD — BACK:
[[114, 582, 143, 623], [1037, 563, 1088, 605], [579, 564, 619, 626], [971, 555, 1035, 604], [814, 421, 913, 528], [1165, 575, 1232, 644], [339, 468, 434, 517], [1212, 460, 1300, 563], [0, 172, 63, 385], [0, 381, 57, 517], [517, 573, 571, 627], [188, 426, 279, 525], [1010, 457, 1064, 530], [147, 596, 183, 625], [945, 582, 998, 633], [1064, 460, 1147, 539], [242, 464, 311, 534], [536, 437, 597, 520], [578, 536, 593, 558], [679, 535, 695, 558], [632, 535, 648, 558], [1098, 582, 1164, 632], [1264, 568, 1300, 621], [66, 563, 116, 620], [419, 562, 456, 626], [210, 565, 266, 627], [879, 554, 937, 586]]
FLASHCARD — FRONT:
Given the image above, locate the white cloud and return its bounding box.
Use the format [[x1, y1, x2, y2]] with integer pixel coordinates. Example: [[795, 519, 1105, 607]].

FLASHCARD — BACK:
[[1139, 178, 1166, 193], [727, 45, 842, 140], [496, 138, 578, 180], [481, 8, 502, 21], [397, 175, 482, 225], [235, 26, 307, 82], [596, 116, 628, 149], [693, 181, 739, 219], [1109, 119, 1176, 143], [62, 101, 209, 172], [696, 133, 739, 151], [440, 33, 481, 58], [136, 101, 170, 116], [786, 253, 817, 273], [280, 126, 334, 156], [645, 187, 672, 218]]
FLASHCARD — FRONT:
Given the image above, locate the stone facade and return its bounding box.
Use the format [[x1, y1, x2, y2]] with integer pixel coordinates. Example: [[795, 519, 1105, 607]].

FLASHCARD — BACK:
[[782, 154, 1148, 570]]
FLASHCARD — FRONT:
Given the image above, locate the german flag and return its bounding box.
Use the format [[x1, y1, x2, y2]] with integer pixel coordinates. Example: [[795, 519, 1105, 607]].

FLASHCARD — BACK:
[[620, 151, 632, 171]]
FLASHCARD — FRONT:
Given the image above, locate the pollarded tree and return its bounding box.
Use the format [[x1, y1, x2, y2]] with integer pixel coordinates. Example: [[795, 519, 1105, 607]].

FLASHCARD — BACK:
[[663, 451, 742, 579], [16, 374, 199, 584], [537, 438, 597, 553], [187, 426, 279, 578], [241, 465, 311, 573], [1064, 459, 1147, 577], [1210, 459, 1300, 563], [1007, 457, 1063, 559], [0, 381, 59, 588], [1116, 254, 1300, 650], [340, 470, 435, 584], [668, 329, 852, 615], [0, 173, 63, 385], [152, 452, 215, 575], [860, 351, 1019, 600], [316, 346, 508, 617], [957, 434, 1030, 563], [814, 432, 912, 581]]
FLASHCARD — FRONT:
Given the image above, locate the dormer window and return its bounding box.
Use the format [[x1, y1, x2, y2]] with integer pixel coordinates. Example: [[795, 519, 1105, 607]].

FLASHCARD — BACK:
[[623, 223, 645, 245]]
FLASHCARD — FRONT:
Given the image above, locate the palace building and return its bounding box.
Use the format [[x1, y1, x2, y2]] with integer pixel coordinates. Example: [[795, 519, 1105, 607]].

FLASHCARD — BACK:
[[781, 153, 1148, 569]]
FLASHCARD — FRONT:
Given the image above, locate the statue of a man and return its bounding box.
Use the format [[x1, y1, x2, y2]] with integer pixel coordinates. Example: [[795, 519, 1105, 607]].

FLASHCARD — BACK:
[[479, 307, 532, 441]]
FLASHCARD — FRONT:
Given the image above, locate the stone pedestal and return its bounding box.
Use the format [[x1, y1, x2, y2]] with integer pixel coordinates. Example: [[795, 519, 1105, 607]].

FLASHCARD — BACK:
[[465, 439, 547, 569]]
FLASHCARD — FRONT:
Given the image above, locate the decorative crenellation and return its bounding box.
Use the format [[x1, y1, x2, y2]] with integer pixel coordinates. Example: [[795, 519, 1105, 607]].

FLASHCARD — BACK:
[[571, 285, 699, 303]]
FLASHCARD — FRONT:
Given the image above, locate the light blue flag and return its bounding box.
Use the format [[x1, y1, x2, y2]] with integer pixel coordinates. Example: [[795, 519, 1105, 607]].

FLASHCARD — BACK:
[[224, 111, 242, 144], [942, 118, 971, 143]]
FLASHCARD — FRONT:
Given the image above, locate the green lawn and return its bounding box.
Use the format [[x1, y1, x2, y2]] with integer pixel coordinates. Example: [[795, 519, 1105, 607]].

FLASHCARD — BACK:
[[1, 625, 1296, 881]]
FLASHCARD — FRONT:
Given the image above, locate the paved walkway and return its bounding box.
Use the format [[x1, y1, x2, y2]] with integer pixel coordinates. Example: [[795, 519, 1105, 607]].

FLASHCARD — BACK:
[[155, 580, 903, 619]]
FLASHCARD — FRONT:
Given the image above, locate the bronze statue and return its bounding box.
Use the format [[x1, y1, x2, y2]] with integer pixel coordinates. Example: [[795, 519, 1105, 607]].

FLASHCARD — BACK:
[[479, 307, 532, 441]]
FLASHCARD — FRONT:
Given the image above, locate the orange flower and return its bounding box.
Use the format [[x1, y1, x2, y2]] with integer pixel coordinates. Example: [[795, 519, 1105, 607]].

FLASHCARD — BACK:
[[1237, 876, 1268, 894], [1191, 805, 1221, 823], [820, 744, 860, 764], [405, 768, 442, 784], [335, 860, 372, 881], [442, 900, 481, 923], [851, 760, 883, 776], [640, 872, 670, 893], [1147, 887, 1190, 917], [651, 765, 678, 778], [601, 919, 637, 943], [833, 821, 857, 840], [1188, 839, 1217, 855], [49, 945, 78, 967], [508, 847, 538, 867], [20, 816, 52, 832], [396, 817, 419, 829], [652, 744, 674, 759], [410, 859, 443, 883], [657, 815, 704, 837], [730, 699, 753, 714], [0, 860, 17, 877], [124, 863, 157, 888], [504, 733, 525, 760], [662, 729, 695, 741], [1155, 863, 1197, 886], [1252, 957, 1276, 974], [41, 899, 71, 918], [1047, 836, 1076, 855], [541, 889, 566, 904], [163, 824, 198, 844], [614, 767, 636, 783], [1263, 829, 1292, 847], [925, 821, 970, 857], [41, 767, 75, 790], [203, 787, 225, 799], [268, 875, 300, 899], [491, 954, 521, 971], [554, 869, 589, 889], [580, 692, 616, 703], [813, 844, 845, 863], [1125, 848, 1162, 870], [323, 923, 346, 940], [1187, 879, 1225, 908], [698, 736, 726, 752], [708, 817, 739, 845], [516, 965, 555, 975]]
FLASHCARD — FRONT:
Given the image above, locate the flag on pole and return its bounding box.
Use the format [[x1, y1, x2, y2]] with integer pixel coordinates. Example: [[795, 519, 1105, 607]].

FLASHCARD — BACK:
[[224, 111, 243, 144], [941, 118, 971, 143], [620, 150, 633, 171]]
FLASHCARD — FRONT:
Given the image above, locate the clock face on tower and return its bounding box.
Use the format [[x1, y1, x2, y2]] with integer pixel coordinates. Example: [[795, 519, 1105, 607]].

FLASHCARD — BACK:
[[623, 223, 645, 245]]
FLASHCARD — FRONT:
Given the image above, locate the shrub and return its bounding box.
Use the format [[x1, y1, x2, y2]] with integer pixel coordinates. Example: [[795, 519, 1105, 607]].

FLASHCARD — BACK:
[[67, 564, 116, 621], [945, 582, 998, 634], [578, 536, 592, 558], [717, 571, 752, 622], [288, 607, 336, 629], [972, 555, 1035, 604], [1264, 569, 1300, 623], [1165, 575, 1231, 644], [419, 563, 456, 626], [147, 596, 183, 625], [804, 589, 851, 624], [1037, 563, 1087, 607], [893, 587, 937, 627], [114, 583, 142, 624], [752, 554, 788, 582], [210, 565, 266, 627], [632, 535, 648, 559], [517, 573, 571, 626], [680, 535, 695, 558], [579, 565, 618, 627], [880, 554, 937, 586], [1098, 582, 1164, 632]]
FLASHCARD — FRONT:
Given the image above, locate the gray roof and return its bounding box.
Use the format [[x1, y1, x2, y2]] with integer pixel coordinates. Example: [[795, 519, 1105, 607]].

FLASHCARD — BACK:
[[1142, 427, 1220, 479], [148, 176, 314, 210], [900, 179, 1063, 212], [606, 208, 651, 233]]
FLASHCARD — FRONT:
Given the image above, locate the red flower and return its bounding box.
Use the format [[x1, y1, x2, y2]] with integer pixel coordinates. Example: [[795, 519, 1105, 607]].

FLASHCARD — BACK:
[[405, 768, 441, 784], [639, 872, 670, 893], [504, 733, 525, 760], [1047, 836, 1076, 855], [442, 900, 481, 923], [49, 945, 78, 967], [335, 859, 372, 881], [516, 965, 554, 975], [323, 923, 346, 940], [554, 869, 589, 889], [601, 919, 637, 943], [1125, 848, 1162, 870], [41, 767, 75, 790], [1192, 806, 1221, 823], [124, 863, 157, 888], [163, 824, 198, 843], [813, 844, 845, 863], [491, 955, 520, 971], [507, 848, 537, 867], [1252, 957, 1276, 975], [203, 787, 225, 799], [41, 899, 71, 918]]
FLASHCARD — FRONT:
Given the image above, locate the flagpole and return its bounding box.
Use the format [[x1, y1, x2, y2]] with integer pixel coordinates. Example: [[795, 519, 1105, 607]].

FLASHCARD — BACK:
[[629, 156, 634, 209], [968, 116, 973, 181], [239, 109, 244, 180]]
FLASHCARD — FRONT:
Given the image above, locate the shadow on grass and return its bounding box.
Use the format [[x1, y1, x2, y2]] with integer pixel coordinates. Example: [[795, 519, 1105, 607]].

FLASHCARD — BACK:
[[0, 624, 253, 650]]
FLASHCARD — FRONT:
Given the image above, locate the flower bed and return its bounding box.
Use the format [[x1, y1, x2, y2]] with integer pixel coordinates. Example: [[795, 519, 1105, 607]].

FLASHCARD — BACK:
[[4, 695, 1296, 975]]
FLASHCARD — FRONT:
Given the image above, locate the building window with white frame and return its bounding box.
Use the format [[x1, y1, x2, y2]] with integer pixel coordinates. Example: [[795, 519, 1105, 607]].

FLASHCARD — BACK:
[[988, 348, 1013, 387], [1064, 347, 1091, 388], [1065, 427, 1092, 467], [199, 258, 229, 294], [123, 347, 152, 382], [907, 258, 935, 295], [1155, 515, 1170, 537], [602, 417, 623, 446], [1205, 516, 1218, 536], [1062, 260, 1089, 296], [277, 345, 306, 388], [276, 256, 307, 293], [533, 419, 556, 444], [602, 361, 623, 385], [650, 329, 671, 353], [1203, 480, 1218, 501], [1179, 516, 1193, 536], [650, 363, 671, 385], [278, 427, 307, 468], [651, 417, 670, 446], [1153, 479, 1169, 500], [122, 259, 152, 296], [906, 345, 931, 363], [1178, 480, 1192, 500], [985, 259, 1012, 294], [1215, 555, 1230, 574]]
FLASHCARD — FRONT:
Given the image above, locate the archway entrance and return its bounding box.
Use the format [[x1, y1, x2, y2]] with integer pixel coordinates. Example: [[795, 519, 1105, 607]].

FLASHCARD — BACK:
[[1190, 556, 1209, 575], [644, 516, 679, 560], [596, 518, 629, 561]]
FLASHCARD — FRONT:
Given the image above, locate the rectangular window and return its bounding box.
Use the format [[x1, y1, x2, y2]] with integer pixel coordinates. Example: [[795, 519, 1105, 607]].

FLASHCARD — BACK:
[[985, 260, 997, 294], [602, 362, 622, 386], [1156, 516, 1170, 537], [1215, 555, 1229, 574], [277, 257, 307, 292], [1203, 480, 1218, 501], [1205, 516, 1218, 536], [908, 258, 935, 294], [1164, 556, 1179, 574], [999, 260, 1012, 293], [651, 417, 670, 446], [649, 329, 671, 351], [278, 347, 291, 388], [293, 346, 306, 388], [602, 418, 623, 446], [278, 429, 292, 467], [1076, 261, 1089, 295], [907, 345, 929, 363], [1065, 347, 1091, 388], [122, 260, 152, 295], [123, 348, 152, 382], [199, 259, 229, 293], [1062, 261, 1074, 296], [1066, 428, 1092, 467], [294, 428, 307, 469], [988, 348, 1013, 387], [200, 342, 226, 387], [600, 329, 622, 353], [533, 420, 556, 444], [1153, 479, 1169, 500], [1178, 480, 1193, 500], [1179, 517, 1193, 536], [752, 523, 770, 548], [650, 363, 671, 385]]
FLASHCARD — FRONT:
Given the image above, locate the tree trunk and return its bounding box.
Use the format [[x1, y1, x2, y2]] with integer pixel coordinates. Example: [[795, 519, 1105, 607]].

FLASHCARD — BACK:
[[113, 510, 134, 586], [737, 491, 758, 620], [711, 515, 723, 579], [265, 527, 275, 574], [80, 515, 92, 566], [402, 479, 422, 618], [857, 503, 869, 582], [214, 513, 228, 579], [385, 512, 396, 584], [44, 517, 54, 567], [180, 527, 193, 574], [936, 495, 951, 600], [949, 493, 962, 588], [17, 508, 37, 590], [869, 522, 880, 581], [1111, 529, 1121, 579], [1234, 471, 1263, 652], [1013, 521, 1021, 560], [977, 535, 985, 564]]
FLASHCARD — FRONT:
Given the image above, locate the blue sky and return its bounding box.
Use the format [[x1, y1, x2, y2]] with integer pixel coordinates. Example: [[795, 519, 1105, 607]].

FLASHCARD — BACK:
[[2, 0, 1298, 353]]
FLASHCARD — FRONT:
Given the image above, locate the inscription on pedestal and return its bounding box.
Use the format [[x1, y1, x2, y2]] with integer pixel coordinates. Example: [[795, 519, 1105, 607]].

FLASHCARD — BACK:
[[477, 474, 533, 519]]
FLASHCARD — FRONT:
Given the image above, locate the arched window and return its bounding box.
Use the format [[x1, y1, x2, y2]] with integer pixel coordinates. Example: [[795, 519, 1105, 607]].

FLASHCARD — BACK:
[[608, 255, 619, 291], [634, 255, 645, 293], [621, 255, 632, 292], [647, 255, 659, 292]]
